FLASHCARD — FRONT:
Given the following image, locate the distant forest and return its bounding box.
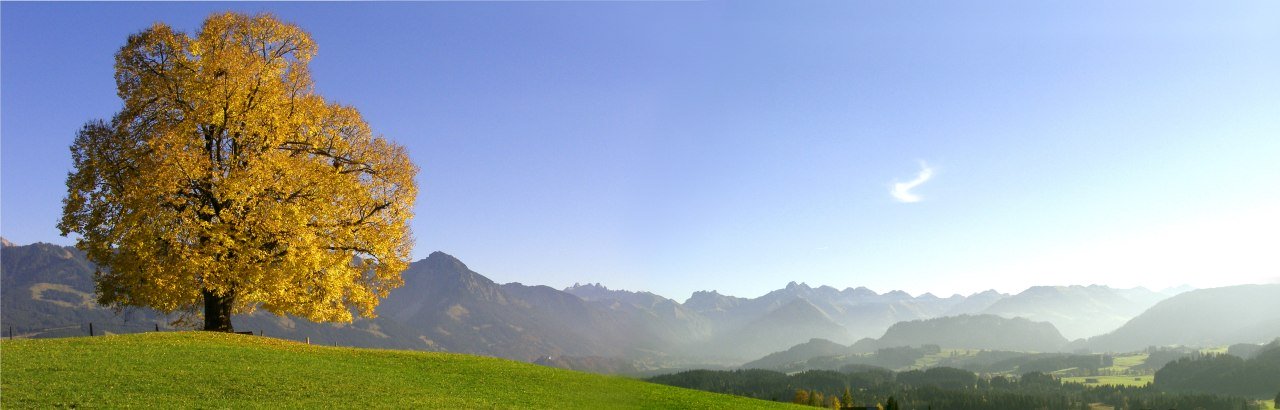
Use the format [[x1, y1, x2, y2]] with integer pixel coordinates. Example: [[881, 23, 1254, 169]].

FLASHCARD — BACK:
[[648, 342, 1280, 410], [649, 368, 1252, 409]]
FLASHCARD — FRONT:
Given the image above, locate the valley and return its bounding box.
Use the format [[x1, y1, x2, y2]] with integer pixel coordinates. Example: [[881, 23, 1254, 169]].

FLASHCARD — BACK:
[[4, 239, 1278, 408]]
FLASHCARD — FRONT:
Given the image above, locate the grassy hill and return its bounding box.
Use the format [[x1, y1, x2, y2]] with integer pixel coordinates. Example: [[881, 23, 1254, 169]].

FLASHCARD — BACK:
[[1, 332, 797, 408]]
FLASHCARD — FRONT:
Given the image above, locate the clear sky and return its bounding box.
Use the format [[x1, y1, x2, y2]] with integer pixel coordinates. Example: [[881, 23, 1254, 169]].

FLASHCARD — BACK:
[[3, 1, 1278, 301]]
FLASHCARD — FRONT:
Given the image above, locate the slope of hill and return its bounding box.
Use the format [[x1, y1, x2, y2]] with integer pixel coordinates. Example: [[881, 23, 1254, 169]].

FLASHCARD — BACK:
[[0, 332, 794, 408], [1084, 284, 1280, 353], [0, 241, 141, 330]]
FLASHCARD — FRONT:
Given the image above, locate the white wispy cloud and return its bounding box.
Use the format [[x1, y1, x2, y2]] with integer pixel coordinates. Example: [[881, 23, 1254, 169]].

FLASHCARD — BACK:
[[891, 161, 934, 203]]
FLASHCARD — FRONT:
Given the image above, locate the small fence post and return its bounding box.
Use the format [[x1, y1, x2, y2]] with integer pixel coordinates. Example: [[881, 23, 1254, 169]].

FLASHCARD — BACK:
[[8, 325, 13, 340], [155, 323, 160, 332], [306, 337, 310, 345], [89, 322, 94, 336]]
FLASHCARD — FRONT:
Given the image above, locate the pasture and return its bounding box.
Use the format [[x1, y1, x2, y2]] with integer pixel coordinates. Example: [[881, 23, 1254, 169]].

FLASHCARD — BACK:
[[1, 332, 798, 409]]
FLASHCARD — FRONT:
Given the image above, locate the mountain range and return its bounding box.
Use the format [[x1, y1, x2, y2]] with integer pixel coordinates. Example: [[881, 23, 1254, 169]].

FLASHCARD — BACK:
[[3, 239, 1274, 374]]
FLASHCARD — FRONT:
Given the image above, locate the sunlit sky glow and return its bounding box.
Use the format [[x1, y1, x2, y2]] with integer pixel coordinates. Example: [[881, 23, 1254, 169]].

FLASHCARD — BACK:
[[3, 2, 1279, 301]]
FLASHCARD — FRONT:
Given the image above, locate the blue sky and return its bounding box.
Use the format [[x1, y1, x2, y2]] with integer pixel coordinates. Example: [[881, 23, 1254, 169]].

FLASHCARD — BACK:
[[3, 2, 1278, 301]]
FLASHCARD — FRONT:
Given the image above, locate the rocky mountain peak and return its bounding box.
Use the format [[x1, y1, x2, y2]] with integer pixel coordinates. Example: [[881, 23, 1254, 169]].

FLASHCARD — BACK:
[[565, 282, 608, 292], [424, 251, 469, 271], [883, 289, 912, 299], [844, 286, 878, 297]]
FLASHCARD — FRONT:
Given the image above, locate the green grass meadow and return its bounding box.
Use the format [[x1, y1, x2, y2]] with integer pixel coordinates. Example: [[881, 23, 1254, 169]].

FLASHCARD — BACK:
[[1, 332, 797, 409]]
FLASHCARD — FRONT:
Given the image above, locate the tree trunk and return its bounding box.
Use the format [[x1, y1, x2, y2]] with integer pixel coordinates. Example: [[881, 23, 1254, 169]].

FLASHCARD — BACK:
[[202, 288, 235, 332]]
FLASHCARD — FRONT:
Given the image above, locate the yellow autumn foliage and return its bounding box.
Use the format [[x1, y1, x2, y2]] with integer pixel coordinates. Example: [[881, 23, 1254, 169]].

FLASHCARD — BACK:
[[58, 12, 417, 326]]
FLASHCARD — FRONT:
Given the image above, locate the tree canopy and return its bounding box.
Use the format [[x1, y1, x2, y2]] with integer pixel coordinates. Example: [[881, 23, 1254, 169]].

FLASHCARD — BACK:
[[59, 12, 417, 331]]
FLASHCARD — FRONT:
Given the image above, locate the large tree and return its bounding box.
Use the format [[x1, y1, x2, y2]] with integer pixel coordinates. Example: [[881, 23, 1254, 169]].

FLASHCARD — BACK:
[[58, 12, 417, 332]]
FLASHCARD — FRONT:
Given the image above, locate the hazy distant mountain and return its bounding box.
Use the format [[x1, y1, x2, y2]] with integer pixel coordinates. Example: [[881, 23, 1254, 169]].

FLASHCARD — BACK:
[[563, 283, 713, 348], [943, 289, 1007, 315], [682, 290, 746, 330], [694, 298, 852, 360], [868, 314, 1069, 352], [564, 282, 673, 309], [1083, 284, 1280, 353], [979, 285, 1168, 340], [682, 282, 959, 343]]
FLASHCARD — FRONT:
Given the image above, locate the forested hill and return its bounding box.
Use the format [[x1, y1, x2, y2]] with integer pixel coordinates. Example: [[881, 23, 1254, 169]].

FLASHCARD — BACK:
[[1154, 339, 1280, 397], [866, 314, 1069, 352], [739, 315, 1070, 373]]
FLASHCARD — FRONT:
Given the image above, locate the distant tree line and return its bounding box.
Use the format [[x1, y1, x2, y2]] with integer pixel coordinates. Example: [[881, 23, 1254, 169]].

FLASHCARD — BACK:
[[797, 345, 1121, 377], [647, 366, 1253, 410]]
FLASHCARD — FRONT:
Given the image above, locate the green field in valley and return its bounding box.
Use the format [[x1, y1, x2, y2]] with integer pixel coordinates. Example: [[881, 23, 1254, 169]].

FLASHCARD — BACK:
[[1, 332, 798, 409], [1104, 353, 1148, 372], [910, 348, 979, 370], [1061, 375, 1153, 387], [1200, 346, 1230, 355], [1061, 352, 1153, 387]]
